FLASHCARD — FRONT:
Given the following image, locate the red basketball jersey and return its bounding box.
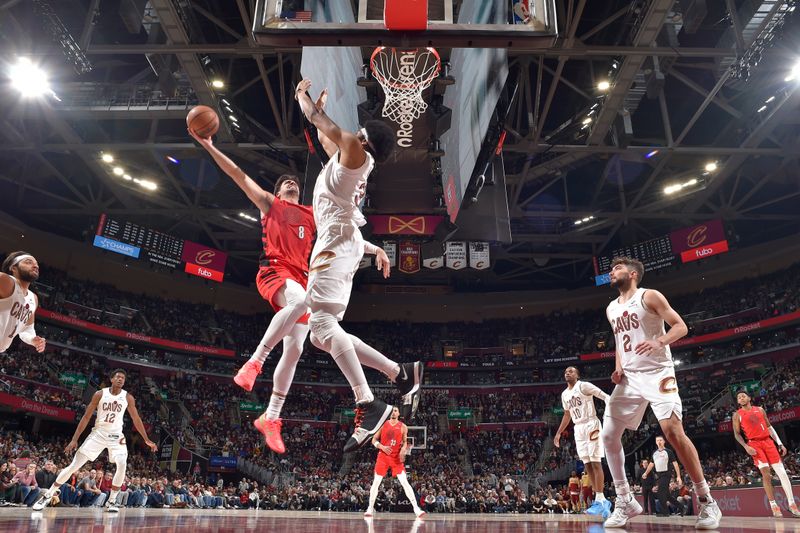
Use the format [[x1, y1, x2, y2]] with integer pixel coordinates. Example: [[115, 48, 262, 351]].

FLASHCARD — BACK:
[[379, 420, 404, 459], [259, 198, 316, 271], [738, 406, 770, 440]]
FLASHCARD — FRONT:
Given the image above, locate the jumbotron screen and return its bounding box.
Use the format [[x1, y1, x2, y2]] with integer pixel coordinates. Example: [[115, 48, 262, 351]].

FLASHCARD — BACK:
[[593, 220, 729, 285], [93, 214, 227, 282]]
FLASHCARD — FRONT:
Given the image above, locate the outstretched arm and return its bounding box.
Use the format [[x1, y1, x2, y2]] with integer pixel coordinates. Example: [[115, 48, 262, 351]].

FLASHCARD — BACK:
[[19, 293, 45, 353], [313, 89, 337, 158], [127, 394, 158, 452], [579, 381, 609, 403], [364, 242, 391, 279], [188, 129, 275, 213], [295, 79, 365, 169], [66, 391, 101, 453]]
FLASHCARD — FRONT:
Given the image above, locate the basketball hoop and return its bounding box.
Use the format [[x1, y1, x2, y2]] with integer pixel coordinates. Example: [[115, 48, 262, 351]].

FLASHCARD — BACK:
[[370, 46, 441, 125]]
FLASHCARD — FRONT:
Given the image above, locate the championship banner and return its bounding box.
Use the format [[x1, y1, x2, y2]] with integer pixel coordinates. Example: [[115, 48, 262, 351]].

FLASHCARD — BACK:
[[359, 256, 373, 269], [398, 241, 421, 274], [367, 215, 444, 236], [0, 391, 76, 422], [423, 255, 444, 269], [445, 241, 467, 270], [36, 308, 236, 357], [383, 241, 397, 268], [469, 242, 491, 270]]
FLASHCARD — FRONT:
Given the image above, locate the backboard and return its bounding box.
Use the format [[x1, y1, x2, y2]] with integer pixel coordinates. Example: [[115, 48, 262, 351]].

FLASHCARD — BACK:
[[253, 0, 558, 48]]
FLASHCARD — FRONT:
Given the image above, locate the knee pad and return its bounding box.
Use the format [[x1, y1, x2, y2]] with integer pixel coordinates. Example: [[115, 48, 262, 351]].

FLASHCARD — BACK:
[[309, 312, 337, 352]]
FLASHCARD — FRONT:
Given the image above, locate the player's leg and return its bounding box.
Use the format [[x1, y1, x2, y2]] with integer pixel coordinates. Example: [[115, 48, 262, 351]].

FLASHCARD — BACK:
[[395, 470, 424, 517], [236, 276, 308, 391], [601, 379, 647, 527], [772, 460, 800, 516], [657, 414, 720, 528], [106, 450, 127, 512], [33, 449, 94, 510], [349, 334, 423, 421], [365, 474, 383, 516]]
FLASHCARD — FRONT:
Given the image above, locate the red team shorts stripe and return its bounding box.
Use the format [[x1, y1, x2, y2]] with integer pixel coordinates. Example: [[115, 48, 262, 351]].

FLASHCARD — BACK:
[[749, 438, 781, 467], [375, 453, 405, 477], [256, 266, 310, 325]]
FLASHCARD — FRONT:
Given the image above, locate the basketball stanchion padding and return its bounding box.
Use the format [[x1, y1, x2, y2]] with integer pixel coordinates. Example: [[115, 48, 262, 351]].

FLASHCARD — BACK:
[[384, 0, 428, 31]]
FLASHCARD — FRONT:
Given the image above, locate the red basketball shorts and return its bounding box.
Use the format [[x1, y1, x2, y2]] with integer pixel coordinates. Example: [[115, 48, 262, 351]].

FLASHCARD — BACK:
[[256, 265, 309, 325], [749, 438, 781, 468], [375, 453, 405, 477]]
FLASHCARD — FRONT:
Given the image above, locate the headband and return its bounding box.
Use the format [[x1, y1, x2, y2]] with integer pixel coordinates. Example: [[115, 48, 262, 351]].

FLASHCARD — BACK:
[[10, 254, 34, 268], [359, 127, 377, 154]]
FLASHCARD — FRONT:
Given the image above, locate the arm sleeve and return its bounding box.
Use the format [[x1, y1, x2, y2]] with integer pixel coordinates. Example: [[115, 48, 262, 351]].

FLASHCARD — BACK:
[[769, 426, 783, 446], [579, 382, 610, 402], [363, 241, 380, 255]]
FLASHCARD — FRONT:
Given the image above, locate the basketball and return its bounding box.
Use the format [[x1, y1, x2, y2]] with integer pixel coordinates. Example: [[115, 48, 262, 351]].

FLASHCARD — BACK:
[[186, 105, 219, 138]]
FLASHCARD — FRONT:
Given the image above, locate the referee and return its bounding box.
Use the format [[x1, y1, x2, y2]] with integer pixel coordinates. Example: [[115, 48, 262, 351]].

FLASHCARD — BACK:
[[642, 435, 685, 516]]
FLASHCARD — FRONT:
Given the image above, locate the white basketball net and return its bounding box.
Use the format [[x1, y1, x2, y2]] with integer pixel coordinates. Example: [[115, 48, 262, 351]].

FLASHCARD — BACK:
[[370, 47, 441, 125]]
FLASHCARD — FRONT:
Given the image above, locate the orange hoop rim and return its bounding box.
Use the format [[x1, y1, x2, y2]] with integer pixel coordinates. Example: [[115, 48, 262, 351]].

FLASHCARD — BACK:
[[369, 46, 441, 91]]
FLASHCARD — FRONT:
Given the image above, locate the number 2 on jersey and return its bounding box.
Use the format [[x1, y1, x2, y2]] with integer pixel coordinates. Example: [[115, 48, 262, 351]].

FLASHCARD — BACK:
[[622, 334, 632, 352], [103, 413, 116, 424]]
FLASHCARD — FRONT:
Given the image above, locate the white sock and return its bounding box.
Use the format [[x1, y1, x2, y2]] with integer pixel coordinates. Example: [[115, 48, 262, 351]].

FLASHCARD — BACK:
[[397, 472, 420, 512], [350, 334, 400, 380], [368, 475, 382, 511], [693, 478, 710, 500], [772, 463, 794, 503], [109, 489, 119, 505], [595, 492, 606, 502], [770, 499, 778, 506], [266, 392, 286, 420]]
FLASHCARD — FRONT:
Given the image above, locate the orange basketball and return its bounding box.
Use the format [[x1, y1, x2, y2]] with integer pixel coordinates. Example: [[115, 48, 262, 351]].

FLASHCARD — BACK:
[[187, 105, 219, 138]]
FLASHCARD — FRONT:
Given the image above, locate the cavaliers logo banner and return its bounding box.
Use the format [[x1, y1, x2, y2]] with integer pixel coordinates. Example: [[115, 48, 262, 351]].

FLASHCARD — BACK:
[[398, 241, 421, 274], [367, 215, 444, 236], [181, 240, 228, 272], [423, 255, 444, 270], [383, 241, 397, 268], [669, 219, 725, 254], [469, 242, 490, 270], [445, 241, 467, 270]]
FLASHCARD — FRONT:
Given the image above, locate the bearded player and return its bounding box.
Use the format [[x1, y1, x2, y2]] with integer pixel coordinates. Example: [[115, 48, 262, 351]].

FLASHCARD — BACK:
[[601, 257, 720, 529], [33, 369, 157, 512], [364, 406, 425, 518], [733, 390, 800, 517], [554, 366, 611, 518], [190, 120, 421, 455], [1, 252, 46, 354], [295, 78, 422, 452]]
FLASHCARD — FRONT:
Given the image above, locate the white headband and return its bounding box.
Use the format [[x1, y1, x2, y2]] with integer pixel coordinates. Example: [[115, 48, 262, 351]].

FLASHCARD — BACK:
[[10, 254, 34, 268], [359, 127, 377, 154]]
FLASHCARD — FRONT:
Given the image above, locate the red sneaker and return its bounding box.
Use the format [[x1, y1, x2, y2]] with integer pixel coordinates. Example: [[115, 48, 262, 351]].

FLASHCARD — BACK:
[[234, 360, 262, 391], [254, 415, 286, 454]]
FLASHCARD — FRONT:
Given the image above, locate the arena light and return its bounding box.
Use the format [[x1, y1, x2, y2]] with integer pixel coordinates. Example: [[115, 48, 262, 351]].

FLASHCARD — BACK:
[[582, 117, 592, 125], [664, 178, 699, 195], [112, 167, 124, 176], [597, 80, 610, 92], [166, 156, 179, 164], [574, 215, 595, 226], [239, 212, 258, 222], [645, 149, 659, 159], [10, 57, 51, 97], [122, 174, 132, 181], [765, 96, 775, 103], [211, 79, 225, 89], [757, 105, 767, 113], [704, 161, 718, 172], [785, 61, 800, 82], [101, 153, 114, 163], [229, 115, 238, 122]]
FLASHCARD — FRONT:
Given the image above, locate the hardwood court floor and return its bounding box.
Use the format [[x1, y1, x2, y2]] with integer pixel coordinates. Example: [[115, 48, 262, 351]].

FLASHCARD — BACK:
[[0, 508, 795, 532]]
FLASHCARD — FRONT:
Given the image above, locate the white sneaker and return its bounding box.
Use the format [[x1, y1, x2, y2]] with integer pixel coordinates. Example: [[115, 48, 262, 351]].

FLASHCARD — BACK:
[[32, 490, 58, 511], [414, 509, 426, 518], [604, 496, 643, 528], [364, 508, 374, 517], [106, 503, 120, 513], [695, 497, 721, 530]]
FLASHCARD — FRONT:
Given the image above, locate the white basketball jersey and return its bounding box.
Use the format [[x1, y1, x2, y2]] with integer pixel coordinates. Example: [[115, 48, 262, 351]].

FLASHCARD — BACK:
[[94, 388, 128, 434], [561, 381, 600, 424], [0, 278, 37, 353], [312, 150, 374, 229], [606, 287, 673, 373]]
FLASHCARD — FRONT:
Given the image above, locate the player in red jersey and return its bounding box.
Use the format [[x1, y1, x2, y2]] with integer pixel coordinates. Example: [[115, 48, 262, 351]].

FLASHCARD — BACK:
[[733, 390, 800, 518], [364, 406, 425, 518], [191, 124, 422, 454]]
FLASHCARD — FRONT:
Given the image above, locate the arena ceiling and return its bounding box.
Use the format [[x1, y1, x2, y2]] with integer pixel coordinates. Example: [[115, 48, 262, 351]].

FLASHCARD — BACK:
[[0, 0, 798, 291]]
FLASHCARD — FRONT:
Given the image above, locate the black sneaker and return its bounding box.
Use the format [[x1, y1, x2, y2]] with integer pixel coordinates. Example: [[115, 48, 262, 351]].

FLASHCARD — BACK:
[[395, 362, 423, 421], [343, 399, 393, 453]]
